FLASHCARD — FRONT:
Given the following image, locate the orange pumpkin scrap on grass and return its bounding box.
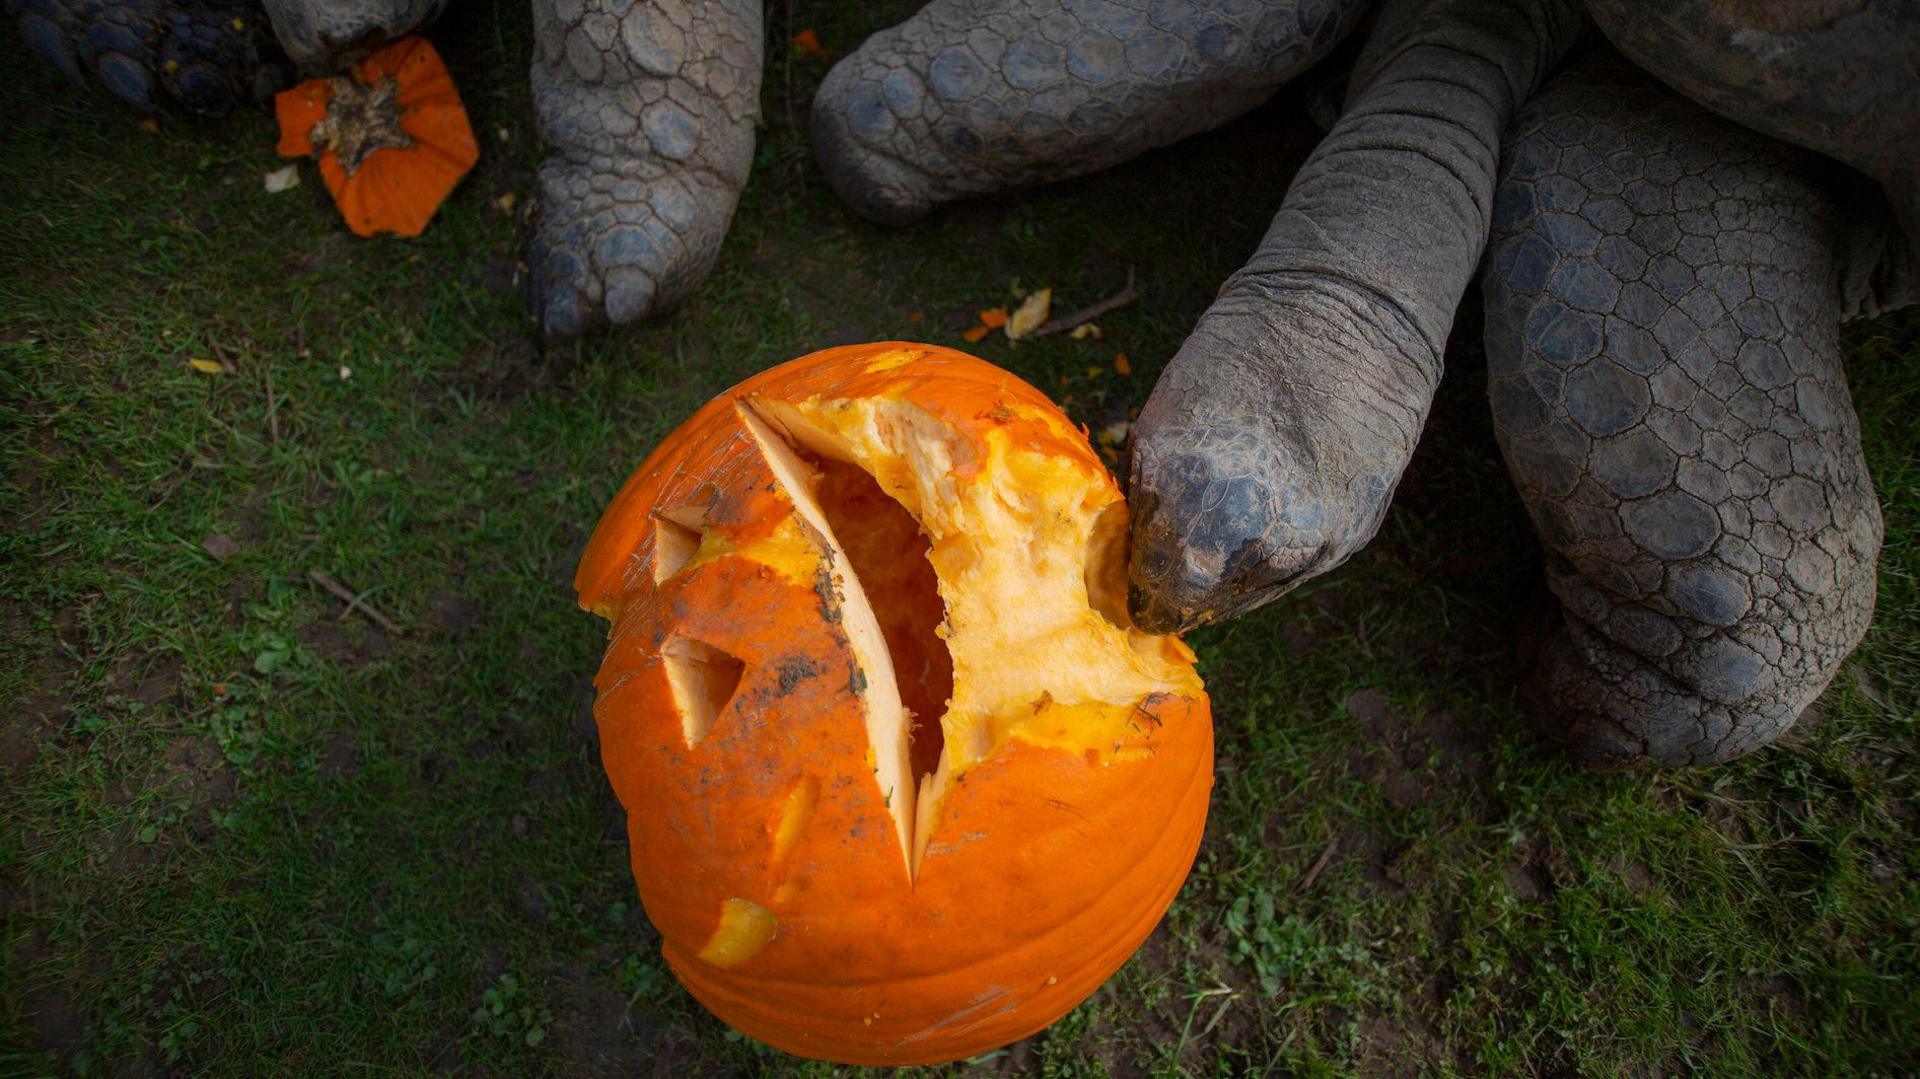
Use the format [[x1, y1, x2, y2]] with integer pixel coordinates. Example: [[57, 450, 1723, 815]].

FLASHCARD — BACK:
[[576, 342, 1213, 1065], [274, 36, 478, 238]]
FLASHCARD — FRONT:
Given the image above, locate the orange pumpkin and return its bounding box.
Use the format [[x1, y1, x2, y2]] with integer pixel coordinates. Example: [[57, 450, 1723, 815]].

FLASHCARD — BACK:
[[274, 36, 478, 238], [576, 342, 1213, 1065]]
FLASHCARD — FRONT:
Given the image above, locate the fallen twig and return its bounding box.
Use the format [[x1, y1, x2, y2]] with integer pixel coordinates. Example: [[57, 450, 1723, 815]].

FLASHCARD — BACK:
[[307, 569, 403, 635], [1299, 836, 1338, 891], [1030, 267, 1138, 338]]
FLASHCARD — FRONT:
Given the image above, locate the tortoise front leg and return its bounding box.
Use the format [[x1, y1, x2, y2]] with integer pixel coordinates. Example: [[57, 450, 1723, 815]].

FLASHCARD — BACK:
[[1125, 0, 1584, 633], [1481, 54, 1887, 768], [527, 0, 762, 336]]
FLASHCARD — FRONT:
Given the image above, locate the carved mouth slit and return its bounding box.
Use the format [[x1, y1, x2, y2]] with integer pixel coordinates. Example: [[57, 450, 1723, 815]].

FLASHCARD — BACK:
[[738, 403, 943, 875], [807, 454, 954, 781]]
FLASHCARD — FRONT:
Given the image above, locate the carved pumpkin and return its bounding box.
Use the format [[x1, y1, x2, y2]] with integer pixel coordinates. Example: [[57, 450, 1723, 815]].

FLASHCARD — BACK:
[[576, 342, 1213, 1065], [274, 36, 478, 238]]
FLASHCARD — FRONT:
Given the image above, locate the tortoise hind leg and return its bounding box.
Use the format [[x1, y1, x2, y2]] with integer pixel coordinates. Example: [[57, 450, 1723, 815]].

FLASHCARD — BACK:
[[1481, 53, 1883, 768]]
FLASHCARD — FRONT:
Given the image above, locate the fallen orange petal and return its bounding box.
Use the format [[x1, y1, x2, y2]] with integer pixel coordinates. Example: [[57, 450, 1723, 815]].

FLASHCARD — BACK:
[[1114, 352, 1132, 375], [977, 307, 1009, 329], [793, 28, 827, 59], [962, 325, 992, 343]]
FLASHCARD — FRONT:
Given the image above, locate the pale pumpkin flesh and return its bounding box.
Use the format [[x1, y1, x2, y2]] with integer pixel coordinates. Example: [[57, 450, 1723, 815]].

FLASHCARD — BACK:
[[747, 395, 1200, 877]]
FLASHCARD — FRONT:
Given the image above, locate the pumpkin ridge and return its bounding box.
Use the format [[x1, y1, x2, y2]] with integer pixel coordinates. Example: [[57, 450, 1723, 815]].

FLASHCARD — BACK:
[[661, 751, 1210, 1066], [660, 720, 1211, 993]]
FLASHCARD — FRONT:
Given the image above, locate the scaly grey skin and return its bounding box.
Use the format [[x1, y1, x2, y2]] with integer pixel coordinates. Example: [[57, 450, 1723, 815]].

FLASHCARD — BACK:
[[526, 0, 763, 337], [6, 0, 287, 114], [1125, 0, 1586, 632], [1583, 0, 1920, 255], [810, 0, 1369, 227], [1480, 53, 1887, 768], [261, 0, 445, 70]]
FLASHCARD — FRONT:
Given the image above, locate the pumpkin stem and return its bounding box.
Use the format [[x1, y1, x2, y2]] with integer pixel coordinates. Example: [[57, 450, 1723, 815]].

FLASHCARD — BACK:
[[310, 74, 414, 174]]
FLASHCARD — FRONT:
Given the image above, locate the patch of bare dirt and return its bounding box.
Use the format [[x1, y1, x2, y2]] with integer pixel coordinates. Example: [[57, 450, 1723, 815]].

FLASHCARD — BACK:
[[426, 588, 479, 633], [146, 734, 237, 805], [1354, 1012, 1447, 1077], [452, 331, 543, 400], [1362, 836, 1413, 898], [1, 666, 61, 776], [515, 876, 551, 923], [1344, 689, 1495, 814], [1503, 861, 1553, 902], [8, 932, 89, 1061], [107, 651, 183, 711], [1750, 973, 1811, 1020], [296, 619, 392, 667], [1606, 854, 1658, 898], [545, 959, 697, 1076], [317, 732, 361, 778]]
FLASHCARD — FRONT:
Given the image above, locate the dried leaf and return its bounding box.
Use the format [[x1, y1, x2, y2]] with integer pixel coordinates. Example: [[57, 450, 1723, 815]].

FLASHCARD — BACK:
[[263, 164, 301, 193], [977, 307, 1008, 329], [339, 365, 353, 380], [188, 357, 226, 375], [138, 117, 160, 134], [1005, 288, 1051, 340], [1100, 420, 1132, 446], [494, 191, 518, 214], [962, 325, 991, 343], [1070, 323, 1102, 341], [1114, 352, 1132, 375], [792, 29, 827, 59]]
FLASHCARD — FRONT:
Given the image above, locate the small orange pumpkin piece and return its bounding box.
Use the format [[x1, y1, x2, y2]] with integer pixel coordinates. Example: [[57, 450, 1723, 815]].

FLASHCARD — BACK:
[[577, 342, 1214, 1066], [274, 36, 478, 238]]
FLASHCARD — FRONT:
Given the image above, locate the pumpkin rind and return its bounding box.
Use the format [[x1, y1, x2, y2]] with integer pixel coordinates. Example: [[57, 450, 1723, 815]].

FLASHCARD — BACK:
[[578, 342, 1213, 1065], [273, 36, 478, 238]]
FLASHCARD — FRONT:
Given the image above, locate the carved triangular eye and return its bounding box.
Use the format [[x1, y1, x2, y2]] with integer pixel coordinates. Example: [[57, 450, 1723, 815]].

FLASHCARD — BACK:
[[661, 635, 745, 748], [653, 505, 709, 583]]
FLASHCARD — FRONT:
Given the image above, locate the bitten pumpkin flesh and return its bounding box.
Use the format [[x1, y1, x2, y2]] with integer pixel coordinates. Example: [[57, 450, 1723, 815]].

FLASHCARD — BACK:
[[577, 343, 1212, 1065]]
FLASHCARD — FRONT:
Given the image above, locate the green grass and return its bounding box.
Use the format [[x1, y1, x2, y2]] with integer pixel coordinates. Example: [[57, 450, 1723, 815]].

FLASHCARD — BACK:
[[3, 5, 1917, 1074]]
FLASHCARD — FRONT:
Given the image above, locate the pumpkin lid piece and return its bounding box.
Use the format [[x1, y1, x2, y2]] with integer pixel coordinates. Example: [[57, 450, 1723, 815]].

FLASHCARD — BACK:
[[275, 36, 479, 238]]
